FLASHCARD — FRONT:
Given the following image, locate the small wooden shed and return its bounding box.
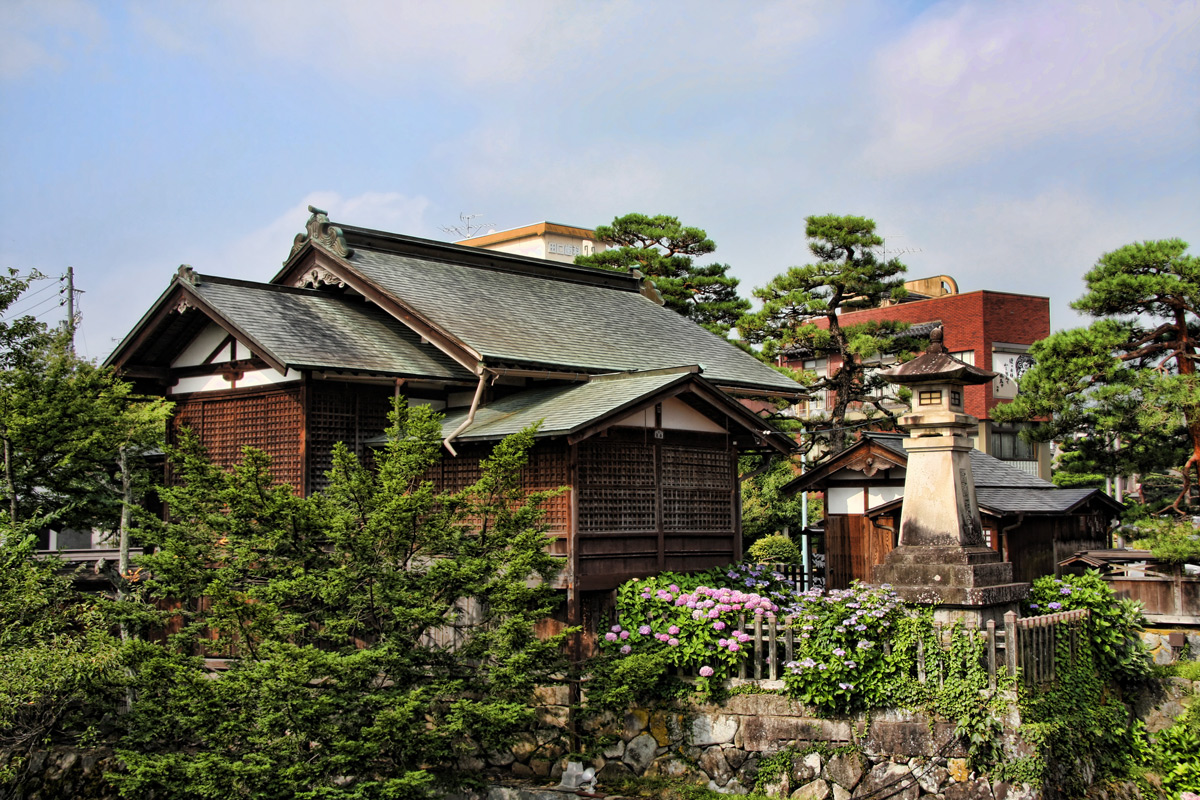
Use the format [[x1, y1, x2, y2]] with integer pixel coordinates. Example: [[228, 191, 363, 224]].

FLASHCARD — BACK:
[[783, 433, 1123, 588]]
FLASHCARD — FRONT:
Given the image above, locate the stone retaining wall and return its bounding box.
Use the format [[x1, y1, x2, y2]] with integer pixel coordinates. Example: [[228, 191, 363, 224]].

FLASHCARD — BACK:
[[480, 688, 1040, 798]]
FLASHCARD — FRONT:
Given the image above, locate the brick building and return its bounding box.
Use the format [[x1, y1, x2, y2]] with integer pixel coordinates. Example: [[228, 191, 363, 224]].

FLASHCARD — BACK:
[[785, 281, 1052, 478]]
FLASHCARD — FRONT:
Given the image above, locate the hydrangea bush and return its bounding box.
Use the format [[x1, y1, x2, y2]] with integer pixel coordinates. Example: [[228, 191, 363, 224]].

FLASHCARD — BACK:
[[602, 564, 921, 711], [780, 583, 910, 712], [605, 565, 790, 679]]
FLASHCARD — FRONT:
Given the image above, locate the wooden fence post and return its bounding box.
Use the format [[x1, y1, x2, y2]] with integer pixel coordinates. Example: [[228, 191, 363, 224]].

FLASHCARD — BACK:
[[986, 619, 997, 691], [1004, 610, 1018, 679]]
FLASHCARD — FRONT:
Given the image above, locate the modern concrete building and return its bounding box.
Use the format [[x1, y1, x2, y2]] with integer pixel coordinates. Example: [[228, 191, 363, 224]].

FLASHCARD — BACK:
[[456, 221, 607, 264]]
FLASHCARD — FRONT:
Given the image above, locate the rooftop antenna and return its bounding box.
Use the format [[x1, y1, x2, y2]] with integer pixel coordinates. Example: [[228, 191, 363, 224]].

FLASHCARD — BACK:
[[440, 213, 495, 240], [878, 231, 923, 258]]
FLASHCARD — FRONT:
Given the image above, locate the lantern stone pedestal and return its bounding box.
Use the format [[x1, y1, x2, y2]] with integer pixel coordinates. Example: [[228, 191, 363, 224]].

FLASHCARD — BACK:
[[871, 328, 1028, 627]]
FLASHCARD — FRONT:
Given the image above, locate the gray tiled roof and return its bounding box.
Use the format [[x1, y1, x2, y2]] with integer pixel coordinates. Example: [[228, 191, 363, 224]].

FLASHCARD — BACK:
[[863, 432, 1053, 489], [345, 248, 801, 394], [968, 451, 1054, 489], [193, 277, 473, 379], [436, 370, 693, 441], [976, 487, 1104, 514]]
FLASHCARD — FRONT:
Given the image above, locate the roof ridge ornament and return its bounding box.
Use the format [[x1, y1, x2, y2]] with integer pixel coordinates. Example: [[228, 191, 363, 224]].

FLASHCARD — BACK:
[[631, 269, 665, 305], [288, 205, 354, 263], [177, 264, 197, 285]]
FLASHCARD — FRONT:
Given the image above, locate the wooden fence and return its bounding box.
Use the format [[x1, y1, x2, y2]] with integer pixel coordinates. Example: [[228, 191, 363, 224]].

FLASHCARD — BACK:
[[669, 607, 1090, 689]]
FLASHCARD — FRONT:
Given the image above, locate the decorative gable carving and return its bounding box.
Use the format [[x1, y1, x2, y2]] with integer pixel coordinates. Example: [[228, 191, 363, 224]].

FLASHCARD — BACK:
[[842, 446, 904, 477], [288, 206, 353, 263], [293, 268, 347, 290]]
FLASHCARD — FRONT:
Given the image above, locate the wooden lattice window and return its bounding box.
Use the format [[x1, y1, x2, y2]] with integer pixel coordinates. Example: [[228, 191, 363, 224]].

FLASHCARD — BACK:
[[662, 446, 734, 532], [171, 387, 304, 489], [426, 444, 570, 534], [577, 441, 656, 533], [307, 383, 394, 492]]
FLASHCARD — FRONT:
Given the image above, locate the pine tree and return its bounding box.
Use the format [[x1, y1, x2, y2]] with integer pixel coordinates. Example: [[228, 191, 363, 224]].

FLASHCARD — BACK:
[[995, 239, 1200, 513], [118, 408, 569, 798], [738, 215, 919, 454], [576, 213, 750, 336]]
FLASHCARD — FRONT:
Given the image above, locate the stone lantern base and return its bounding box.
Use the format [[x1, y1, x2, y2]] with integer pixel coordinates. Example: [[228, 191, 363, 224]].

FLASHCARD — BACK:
[[873, 545, 1029, 627]]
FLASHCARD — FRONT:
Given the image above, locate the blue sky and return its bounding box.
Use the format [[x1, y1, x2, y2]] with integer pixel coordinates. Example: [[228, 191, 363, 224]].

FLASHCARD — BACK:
[[1, 0, 1197, 362]]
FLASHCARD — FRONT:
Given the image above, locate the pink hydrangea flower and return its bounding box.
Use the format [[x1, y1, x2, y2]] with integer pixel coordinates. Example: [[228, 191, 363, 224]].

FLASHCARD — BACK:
[[620, 645, 631, 655], [713, 621, 726, 631], [619, 630, 629, 640], [699, 666, 715, 677], [668, 638, 679, 647], [605, 632, 618, 642], [638, 625, 651, 636], [668, 625, 680, 635]]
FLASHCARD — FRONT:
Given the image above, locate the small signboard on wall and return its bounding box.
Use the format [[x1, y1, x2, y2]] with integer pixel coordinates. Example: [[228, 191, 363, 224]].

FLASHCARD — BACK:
[[993, 350, 1035, 399]]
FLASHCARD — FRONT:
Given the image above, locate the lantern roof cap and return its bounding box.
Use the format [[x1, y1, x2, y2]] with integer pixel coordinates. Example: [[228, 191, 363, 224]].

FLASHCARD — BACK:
[[880, 326, 997, 386]]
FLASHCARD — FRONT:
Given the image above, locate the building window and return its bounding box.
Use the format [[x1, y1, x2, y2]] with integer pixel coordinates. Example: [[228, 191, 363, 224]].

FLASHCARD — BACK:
[[950, 390, 962, 407], [992, 429, 1036, 461], [950, 350, 975, 365], [918, 390, 942, 406]]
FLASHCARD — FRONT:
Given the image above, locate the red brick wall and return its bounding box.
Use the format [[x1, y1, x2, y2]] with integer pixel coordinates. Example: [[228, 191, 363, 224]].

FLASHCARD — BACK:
[[795, 291, 1050, 419]]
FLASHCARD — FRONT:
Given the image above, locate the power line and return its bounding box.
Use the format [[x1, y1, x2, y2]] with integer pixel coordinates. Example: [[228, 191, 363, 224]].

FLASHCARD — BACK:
[[3, 294, 60, 321], [2, 280, 59, 314]]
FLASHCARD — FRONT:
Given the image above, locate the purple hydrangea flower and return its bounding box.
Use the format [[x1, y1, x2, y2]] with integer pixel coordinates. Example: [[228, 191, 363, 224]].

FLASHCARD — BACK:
[[620, 645, 631, 655], [1049, 602, 1062, 610]]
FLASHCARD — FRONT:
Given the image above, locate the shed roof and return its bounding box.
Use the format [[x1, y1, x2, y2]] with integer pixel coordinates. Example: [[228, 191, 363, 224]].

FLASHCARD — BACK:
[[369, 367, 795, 451]]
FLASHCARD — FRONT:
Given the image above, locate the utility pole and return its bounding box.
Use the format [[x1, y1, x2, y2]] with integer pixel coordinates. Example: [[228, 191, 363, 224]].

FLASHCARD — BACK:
[[61, 267, 76, 352]]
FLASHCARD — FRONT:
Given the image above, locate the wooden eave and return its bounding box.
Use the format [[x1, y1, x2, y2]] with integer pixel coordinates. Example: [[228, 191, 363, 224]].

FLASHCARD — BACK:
[[559, 371, 794, 455], [105, 278, 286, 375], [781, 439, 908, 496], [275, 241, 484, 377]]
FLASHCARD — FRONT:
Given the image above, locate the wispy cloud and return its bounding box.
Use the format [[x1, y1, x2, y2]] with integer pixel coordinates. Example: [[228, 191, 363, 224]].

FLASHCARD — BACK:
[[0, 0, 106, 80], [209, 191, 433, 279], [128, 0, 840, 96], [861, 0, 1200, 173]]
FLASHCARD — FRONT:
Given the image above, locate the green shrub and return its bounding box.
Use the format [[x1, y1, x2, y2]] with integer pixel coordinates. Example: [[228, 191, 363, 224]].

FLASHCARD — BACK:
[[747, 533, 802, 566], [1023, 569, 1151, 686]]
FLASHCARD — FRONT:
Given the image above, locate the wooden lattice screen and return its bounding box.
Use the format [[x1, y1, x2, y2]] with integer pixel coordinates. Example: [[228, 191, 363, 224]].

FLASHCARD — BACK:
[[427, 443, 571, 536], [307, 382, 394, 492], [575, 434, 737, 583], [577, 442, 656, 532], [172, 387, 305, 489], [662, 446, 734, 532]]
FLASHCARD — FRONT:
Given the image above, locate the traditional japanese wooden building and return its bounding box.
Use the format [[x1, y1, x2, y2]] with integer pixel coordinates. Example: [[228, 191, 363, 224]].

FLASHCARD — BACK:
[[107, 207, 804, 634], [784, 432, 1122, 588]]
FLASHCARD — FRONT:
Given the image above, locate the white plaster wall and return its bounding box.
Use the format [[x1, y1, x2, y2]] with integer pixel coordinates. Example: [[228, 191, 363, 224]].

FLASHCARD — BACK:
[[828, 486, 866, 514], [170, 368, 298, 395], [479, 239, 546, 259], [867, 486, 903, 508], [172, 323, 229, 367], [612, 397, 726, 433]]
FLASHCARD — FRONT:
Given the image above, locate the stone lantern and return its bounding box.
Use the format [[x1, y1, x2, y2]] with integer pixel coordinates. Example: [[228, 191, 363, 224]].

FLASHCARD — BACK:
[[871, 327, 1028, 625]]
